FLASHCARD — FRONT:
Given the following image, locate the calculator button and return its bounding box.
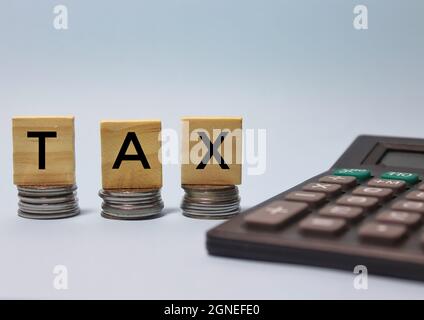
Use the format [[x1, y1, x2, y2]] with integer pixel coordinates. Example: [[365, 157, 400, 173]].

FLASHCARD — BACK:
[[391, 200, 424, 214], [381, 172, 419, 184], [319, 175, 357, 189], [302, 183, 342, 196], [367, 178, 406, 192], [285, 192, 326, 206], [333, 168, 371, 181], [244, 201, 308, 229], [299, 217, 347, 235], [375, 210, 421, 228], [319, 205, 364, 221], [359, 222, 407, 244], [405, 191, 424, 202], [336, 195, 379, 209], [352, 186, 393, 201]]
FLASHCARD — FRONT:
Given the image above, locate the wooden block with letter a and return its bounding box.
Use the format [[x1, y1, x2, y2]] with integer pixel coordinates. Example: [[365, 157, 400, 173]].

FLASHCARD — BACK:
[[181, 116, 242, 185], [13, 116, 76, 186], [101, 120, 162, 189]]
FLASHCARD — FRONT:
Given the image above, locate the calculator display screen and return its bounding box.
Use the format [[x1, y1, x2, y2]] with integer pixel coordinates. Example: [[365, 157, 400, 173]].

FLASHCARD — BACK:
[[379, 150, 424, 170]]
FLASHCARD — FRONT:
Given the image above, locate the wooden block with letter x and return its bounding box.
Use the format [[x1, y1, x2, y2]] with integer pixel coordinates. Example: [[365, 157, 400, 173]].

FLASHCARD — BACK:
[[101, 120, 162, 189], [13, 116, 76, 186], [181, 116, 242, 185]]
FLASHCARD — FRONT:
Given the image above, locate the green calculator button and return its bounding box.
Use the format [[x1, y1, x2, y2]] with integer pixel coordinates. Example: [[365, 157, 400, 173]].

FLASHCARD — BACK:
[[333, 168, 371, 181], [381, 172, 420, 184]]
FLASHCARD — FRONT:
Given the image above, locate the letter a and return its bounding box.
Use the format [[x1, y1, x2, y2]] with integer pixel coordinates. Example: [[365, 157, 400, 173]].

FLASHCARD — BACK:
[[113, 132, 151, 169], [53, 5, 69, 30], [353, 5, 368, 30]]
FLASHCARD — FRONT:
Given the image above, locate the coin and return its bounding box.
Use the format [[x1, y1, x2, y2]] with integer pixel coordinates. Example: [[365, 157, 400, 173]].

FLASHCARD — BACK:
[[18, 194, 76, 205], [99, 188, 164, 220], [181, 185, 241, 219], [17, 185, 80, 219], [18, 208, 80, 220]]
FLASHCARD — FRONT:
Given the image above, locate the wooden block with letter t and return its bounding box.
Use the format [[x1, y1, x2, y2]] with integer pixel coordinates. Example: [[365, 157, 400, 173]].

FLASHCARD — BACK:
[[181, 116, 242, 186], [101, 120, 162, 190], [13, 116, 76, 186]]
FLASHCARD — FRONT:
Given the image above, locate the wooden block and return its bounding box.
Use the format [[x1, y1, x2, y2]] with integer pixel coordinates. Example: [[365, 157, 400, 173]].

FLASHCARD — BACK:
[[101, 120, 162, 189], [13, 116, 76, 186], [181, 116, 242, 185]]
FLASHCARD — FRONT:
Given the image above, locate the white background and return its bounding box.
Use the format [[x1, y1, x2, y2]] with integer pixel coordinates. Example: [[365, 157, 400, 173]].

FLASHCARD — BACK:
[[0, 1, 423, 299]]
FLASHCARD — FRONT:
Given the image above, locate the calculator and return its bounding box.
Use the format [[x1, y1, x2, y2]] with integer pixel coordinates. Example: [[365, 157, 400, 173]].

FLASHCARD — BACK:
[[207, 135, 424, 281]]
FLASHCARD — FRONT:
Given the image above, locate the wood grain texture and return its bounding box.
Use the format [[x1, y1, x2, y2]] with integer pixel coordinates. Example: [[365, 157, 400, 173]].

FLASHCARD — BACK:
[[13, 116, 76, 186], [101, 120, 162, 189], [181, 116, 242, 185]]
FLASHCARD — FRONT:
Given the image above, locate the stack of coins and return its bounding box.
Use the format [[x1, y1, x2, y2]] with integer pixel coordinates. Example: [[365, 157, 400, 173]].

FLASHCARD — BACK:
[[181, 185, 241, 219], [99, 188, 164, 220], [17, 185, 80, 219]]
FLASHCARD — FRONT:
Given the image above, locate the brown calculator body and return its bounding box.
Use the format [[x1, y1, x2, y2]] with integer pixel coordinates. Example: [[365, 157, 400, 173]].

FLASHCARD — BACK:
[[207, 135, 424, 281]]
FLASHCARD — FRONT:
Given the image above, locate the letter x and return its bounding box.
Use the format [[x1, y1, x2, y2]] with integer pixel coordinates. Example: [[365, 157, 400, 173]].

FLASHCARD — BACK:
[[196, 132, 230, 170]]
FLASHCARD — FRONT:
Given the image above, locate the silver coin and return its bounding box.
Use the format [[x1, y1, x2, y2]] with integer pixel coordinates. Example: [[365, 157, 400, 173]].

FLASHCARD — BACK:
[[182, 210, 240, 220], [18, 199, 78, 208], [181, 185, 240, 219], [99, 188, 164, 220], [18, 185, 77, 197], [184, 191, 238, 197], [18, 205, 80, 215], [99, 189, 159, 198], [103, 206, 163, 215], [18, 208, 80, 220], [184, 193, 237, 199], [182, 199, 240, 207], [17, 185, 80, 219], [184, 189, 238, 196], [182, 184, 236, 191], [181, 205, 240, 213], [19, 198, 78, 208], [102, 207, 162, 219], [181, 207, 240, 215], [19, 206, 80, 216], [104, 198, 162, 206], [101, 211, 161, 220], [99, 194, 162, 203], [182, 204, 240, 212], [184, 187, 237, 193], [102, 201, 164, 211], [18, 194, 77, 205], [183, 197, 240, 205], [182, 212, 239, 219], [18, 185, 77, 192], [18, 191, 76, 198], [184, 195, 239, 201]]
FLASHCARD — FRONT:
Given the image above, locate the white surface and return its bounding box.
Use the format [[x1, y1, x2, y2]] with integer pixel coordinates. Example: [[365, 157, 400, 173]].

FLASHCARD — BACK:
[[1, 0, 424, 299], [3, 206, 424, 300], [2, 106, 424, 299]]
